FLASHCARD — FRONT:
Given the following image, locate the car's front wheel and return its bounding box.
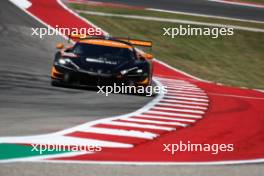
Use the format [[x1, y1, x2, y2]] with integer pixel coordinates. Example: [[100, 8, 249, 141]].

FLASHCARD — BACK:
[[51, 79, 62, 87]]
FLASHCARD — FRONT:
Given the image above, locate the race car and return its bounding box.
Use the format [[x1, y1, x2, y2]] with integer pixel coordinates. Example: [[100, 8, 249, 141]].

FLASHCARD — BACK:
[[51, 35, 153, 87]]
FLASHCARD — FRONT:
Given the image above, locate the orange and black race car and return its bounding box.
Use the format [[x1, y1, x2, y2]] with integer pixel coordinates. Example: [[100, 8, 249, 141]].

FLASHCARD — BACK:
[[51, 36, 153, 87]]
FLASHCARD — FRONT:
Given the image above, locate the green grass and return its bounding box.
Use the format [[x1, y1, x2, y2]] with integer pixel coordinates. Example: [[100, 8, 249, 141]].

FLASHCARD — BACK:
[[242, 0, 264, 3], [69, 3, 264, 89]]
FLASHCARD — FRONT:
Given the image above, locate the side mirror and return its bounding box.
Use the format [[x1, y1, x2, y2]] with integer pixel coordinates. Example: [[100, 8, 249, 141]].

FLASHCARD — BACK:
[[144, 53, 153, 60], [56, 43, 64, 49]]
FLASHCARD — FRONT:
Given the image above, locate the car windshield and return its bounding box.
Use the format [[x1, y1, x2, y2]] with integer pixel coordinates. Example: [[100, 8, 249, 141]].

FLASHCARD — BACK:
[[72, 42, 135, 61]]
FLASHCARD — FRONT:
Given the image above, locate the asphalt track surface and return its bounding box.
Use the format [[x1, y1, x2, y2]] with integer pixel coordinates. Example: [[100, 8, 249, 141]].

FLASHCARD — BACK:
[[0, 0, 152, 136], [0, 0, 263, 176], [90, 0, 264, 21]]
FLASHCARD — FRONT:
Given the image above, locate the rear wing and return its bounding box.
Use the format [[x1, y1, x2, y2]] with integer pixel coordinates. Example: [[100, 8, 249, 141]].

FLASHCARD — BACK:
[[68, 34, 87, 42], [116, 38, 152, 47], [68, 34, 152, 47]]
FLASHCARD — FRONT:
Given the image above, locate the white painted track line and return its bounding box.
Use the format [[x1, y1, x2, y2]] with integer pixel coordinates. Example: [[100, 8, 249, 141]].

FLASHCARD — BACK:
[[162, 82, 198, 87], [166, 87, 205, 92], [152, 106, 204, 114], [147, 8, 264, 24], [158, 78, 189, 84], [162, 82, 198, 86], [122, 118, 188, 127], [80, 127, 158, 139], [147, 110, 202, 118], [157, 102, 207, 110], [208, 0, 264, 9], [167, 89, 207, 95], [9, 0, 32, 9], [164, 95, 209, 102], [101, 121, 175, 131], [166, 86, 201, 90], [157, 77, 188, 81], [160, 99, 208, 106], [137, 114, 196, 122], [166, 92, 208, 98], [156, 78, 189, 82], [160, 82, 190, 85]]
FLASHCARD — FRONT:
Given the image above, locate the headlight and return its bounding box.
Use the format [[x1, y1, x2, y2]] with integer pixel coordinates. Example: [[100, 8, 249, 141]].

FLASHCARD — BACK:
[[58, 58, 79, 69], [120, 70, 128, 75], [120, 67, 142, 75], [136, 69, 143, 73], [58, 58, 66, 65], [58, 58, 71, 65]]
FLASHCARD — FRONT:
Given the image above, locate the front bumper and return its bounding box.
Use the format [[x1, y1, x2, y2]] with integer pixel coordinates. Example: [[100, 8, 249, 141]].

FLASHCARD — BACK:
[[51, 65, 148, 87]]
